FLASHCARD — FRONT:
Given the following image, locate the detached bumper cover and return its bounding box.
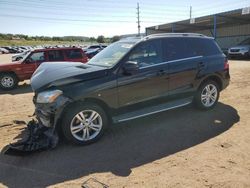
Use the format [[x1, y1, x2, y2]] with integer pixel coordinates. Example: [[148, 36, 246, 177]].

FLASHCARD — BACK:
[[2, 120, 58, 154], [2, 95, 71, 154]]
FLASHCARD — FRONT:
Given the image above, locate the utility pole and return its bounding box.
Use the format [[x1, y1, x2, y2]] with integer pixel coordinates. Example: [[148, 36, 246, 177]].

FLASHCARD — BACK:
[[137, 2, 141, 36], [189, 6, 192, 20]]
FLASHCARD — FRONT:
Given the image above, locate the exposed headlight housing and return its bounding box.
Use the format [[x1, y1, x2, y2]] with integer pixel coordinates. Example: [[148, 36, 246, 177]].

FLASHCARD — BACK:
[[37, 90, 63, 103]]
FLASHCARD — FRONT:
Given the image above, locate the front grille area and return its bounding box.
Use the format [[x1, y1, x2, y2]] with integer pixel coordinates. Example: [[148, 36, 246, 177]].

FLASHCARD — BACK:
[[230, 49, 240, 52]]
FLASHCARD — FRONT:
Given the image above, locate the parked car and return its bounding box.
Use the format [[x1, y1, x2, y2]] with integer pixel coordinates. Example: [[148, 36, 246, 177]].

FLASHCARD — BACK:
[[0, 47, 9, 54], [12, 50, 30, 61], [1, 46, 19, 54], [228, 38, 250, 59], [85, 48, 102, 59], [27, 33, 230, 147], [0, 47, 88, 90], [83, 44, 107, 52]]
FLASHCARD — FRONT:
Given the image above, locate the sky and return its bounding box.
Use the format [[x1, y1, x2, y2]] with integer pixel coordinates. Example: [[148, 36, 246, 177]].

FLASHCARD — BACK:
[[0, 0, 249, 37]]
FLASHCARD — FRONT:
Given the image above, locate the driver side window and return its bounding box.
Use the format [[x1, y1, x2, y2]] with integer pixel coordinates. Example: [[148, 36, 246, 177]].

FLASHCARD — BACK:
[[128, 39, 162, 68], [28, 52, 45, 63]]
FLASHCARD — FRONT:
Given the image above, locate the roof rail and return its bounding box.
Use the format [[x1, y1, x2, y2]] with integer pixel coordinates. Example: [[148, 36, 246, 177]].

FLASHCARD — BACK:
[[147, 33, 206, 38]]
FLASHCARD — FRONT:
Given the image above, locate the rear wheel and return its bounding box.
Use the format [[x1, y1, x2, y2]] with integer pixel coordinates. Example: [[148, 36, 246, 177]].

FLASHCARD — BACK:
[[194, 80, 220, 110], [61, 103, 108, 145], [0, 73, 18, 90]]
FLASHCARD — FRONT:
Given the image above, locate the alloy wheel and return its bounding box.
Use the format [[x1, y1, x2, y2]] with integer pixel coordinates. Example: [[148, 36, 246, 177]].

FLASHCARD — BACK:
[[201, 84, 218, 107], [70, 110, 103, 141]]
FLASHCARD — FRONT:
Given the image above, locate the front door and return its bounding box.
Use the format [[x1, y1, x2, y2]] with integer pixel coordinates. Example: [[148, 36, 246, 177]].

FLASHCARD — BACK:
[[20, 51, 46, 79], [117, 39, 169, 108]]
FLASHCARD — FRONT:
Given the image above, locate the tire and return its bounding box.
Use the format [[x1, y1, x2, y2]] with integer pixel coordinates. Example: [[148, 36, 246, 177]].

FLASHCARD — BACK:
[[61, 102, 108, 145], [0, 73, 18, 90], [194, 80, 220, 110]]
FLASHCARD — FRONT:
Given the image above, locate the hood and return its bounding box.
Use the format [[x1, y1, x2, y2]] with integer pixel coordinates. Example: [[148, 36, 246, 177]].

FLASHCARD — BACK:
[[31, 61, 108, 92], [230, 45, 250, 49]]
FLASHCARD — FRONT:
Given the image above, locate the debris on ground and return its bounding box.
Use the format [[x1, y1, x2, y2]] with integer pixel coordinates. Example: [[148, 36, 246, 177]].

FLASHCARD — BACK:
[[2, 119, 58, 155]]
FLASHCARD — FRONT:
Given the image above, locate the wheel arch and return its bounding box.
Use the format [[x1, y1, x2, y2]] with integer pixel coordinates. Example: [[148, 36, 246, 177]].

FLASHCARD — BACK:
[[198, 74, 223, 91], [0, 71, 20, 81], [56, 97, 112, 127]]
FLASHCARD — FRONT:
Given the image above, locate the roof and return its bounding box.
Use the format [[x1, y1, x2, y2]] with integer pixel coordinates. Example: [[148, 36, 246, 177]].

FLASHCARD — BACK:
[[32, 47, 82, 52], [145, 33, 212, 39], [146, 8, 250, 34]]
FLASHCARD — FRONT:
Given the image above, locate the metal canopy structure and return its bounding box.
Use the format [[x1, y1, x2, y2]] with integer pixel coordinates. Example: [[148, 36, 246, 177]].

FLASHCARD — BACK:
[[146, 8, 250, 39]]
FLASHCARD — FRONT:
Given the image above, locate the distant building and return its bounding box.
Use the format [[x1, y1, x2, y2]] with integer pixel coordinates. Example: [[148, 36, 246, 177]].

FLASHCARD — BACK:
[[146, 7, 250, 49]]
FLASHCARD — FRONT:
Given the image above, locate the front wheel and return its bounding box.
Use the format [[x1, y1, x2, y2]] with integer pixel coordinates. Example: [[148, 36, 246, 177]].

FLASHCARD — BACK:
[[61, 103, 108, 145], [0, 73, 18, 90], [194, 80, 220, 110]]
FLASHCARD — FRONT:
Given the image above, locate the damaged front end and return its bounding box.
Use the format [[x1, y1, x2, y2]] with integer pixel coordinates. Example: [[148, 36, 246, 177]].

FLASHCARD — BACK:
[[3, 91, 71, 155]]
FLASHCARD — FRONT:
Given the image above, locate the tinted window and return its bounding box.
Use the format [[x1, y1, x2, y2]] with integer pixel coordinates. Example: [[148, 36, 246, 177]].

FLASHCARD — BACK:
[[163, 37, 221, 61], [128, 39, 162, 68], [65, 49, 83, 59], [188, 38, 221, 56], [48, 50, 64, 61], [28, 52, 45, 62], [163, 38, 192, 61]]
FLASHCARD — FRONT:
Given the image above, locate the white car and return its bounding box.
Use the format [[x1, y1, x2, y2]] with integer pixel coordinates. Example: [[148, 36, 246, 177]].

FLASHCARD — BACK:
[[0, 47, 9, 54]]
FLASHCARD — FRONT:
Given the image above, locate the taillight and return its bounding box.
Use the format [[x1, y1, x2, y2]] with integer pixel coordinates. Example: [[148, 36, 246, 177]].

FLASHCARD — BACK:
[[224, 59, 229, 70]]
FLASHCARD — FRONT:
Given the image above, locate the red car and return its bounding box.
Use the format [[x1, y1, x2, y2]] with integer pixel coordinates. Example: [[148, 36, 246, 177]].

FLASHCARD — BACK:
[[0, 47, 88, 90]]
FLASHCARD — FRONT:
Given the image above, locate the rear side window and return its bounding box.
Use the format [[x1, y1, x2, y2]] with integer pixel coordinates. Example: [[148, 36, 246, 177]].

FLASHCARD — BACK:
[[163, 37, 222, 61], [128, 39, 163, 68], [65, 49, 83, 59], [186, 38, 222, 56], [48, 50, 64, 61], [163, 38, 192, 61]]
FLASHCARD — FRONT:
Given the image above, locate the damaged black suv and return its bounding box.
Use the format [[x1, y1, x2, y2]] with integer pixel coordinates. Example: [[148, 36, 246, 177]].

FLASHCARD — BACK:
[[27, 33, 230, 147]]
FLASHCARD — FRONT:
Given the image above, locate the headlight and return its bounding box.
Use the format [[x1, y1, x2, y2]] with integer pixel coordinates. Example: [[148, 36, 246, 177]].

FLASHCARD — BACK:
[[241, 47, 249, 51], [36, 90, 63, 103]]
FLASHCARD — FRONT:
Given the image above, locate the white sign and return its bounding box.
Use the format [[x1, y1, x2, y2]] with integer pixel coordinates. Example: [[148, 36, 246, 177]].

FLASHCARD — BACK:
[[155, 25, 159, 30], [242, 7, 250, 15], [190, 18, 195, 24]]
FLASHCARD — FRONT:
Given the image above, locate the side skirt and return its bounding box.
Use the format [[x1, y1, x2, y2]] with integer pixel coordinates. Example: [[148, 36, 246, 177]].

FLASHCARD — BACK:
[[112, 97, 193, 123]]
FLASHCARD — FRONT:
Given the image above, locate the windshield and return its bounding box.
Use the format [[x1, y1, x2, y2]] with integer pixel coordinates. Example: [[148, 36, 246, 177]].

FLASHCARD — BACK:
[[239, 38, 250, 45], [88, 41, 135, 67]]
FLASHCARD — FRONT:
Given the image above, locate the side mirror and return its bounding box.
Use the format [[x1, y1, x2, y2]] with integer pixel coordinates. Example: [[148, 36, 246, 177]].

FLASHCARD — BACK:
[[123, 61, 139, 75]]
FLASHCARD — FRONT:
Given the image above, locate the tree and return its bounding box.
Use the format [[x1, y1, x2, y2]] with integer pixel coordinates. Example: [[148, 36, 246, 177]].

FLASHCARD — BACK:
[[97, 35, 105, 43], [111, 35, 120, 43]]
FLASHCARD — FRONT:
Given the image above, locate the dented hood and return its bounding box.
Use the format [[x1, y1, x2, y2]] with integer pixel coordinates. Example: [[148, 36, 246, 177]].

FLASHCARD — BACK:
[[31, 62, 107, 92]]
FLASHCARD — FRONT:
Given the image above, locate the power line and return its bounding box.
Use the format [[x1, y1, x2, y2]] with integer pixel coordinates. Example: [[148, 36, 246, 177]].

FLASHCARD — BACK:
[[0, 14, 164, 24]]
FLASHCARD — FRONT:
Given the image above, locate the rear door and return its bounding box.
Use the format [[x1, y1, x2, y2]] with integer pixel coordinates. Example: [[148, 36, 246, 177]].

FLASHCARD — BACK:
[[47, 50, 64, 63], [164, 37, 204, 98]]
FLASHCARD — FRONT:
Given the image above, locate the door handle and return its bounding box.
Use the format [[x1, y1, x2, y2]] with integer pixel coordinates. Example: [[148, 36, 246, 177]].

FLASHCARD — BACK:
[[198, 62, 206, 70], [157, 70, 166, 76]]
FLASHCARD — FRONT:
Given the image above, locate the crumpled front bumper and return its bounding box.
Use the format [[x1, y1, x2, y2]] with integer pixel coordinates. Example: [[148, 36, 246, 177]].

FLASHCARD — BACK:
[[34, 95, 71, 128], [2, 95, 71, 155]]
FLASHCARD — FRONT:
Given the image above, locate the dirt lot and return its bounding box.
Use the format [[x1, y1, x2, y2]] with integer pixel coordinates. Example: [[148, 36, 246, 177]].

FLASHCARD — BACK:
[[0, 54, 249, 188]]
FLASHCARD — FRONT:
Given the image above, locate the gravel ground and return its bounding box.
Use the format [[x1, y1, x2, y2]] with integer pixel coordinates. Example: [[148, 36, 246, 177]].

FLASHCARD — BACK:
[[0, 54, 249, 188]]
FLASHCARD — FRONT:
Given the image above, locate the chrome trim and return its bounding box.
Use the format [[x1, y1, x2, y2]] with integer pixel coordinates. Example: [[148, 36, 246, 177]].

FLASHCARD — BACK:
[[117, 101, 192, 122], [139, 56, 203, 70]]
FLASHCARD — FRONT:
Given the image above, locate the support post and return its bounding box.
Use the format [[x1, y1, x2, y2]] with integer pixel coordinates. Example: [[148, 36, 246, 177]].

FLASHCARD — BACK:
[[213, 14, 217, 39]]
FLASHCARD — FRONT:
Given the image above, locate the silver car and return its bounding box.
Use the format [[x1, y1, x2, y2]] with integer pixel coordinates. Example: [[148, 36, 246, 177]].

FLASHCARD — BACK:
[[228, 38, 250, 59]]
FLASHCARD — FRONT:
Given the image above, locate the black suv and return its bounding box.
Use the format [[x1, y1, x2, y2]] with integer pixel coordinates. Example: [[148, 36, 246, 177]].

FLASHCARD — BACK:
[[30, 33, 230, 145]]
